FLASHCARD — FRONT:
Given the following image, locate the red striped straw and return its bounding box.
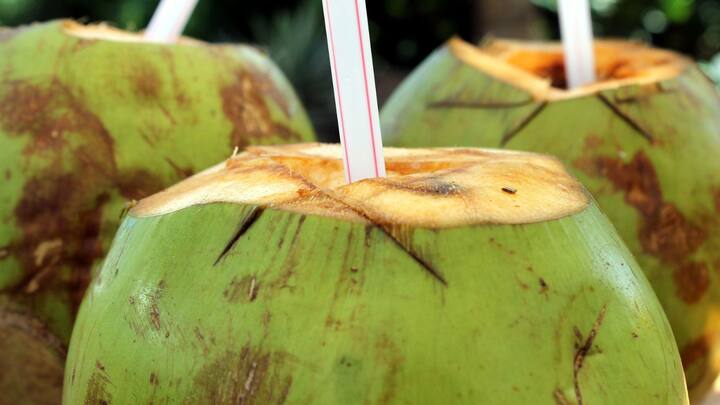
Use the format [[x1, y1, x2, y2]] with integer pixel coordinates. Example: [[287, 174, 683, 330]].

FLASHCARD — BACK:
[[322, 0, 387, 183], [145, 0, 199, 43]]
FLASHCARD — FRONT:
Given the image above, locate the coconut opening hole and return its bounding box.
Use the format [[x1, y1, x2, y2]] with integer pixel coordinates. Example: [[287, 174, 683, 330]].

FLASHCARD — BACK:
[[484, 43, 681, 90], [237, 145, 504, 191], [260, 155, 467, 190]]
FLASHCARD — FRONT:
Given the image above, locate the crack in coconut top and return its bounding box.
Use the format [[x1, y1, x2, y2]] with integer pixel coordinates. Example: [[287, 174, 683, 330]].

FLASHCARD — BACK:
[[450, 38, 689, 101], [131, 144, 590, 228]]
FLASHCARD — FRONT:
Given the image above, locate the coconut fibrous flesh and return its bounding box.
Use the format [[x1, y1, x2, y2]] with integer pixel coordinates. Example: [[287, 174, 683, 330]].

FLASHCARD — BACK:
[[64, 143, 687, 404], [381, 38, 720, 400], [0, 20, 314, 403]]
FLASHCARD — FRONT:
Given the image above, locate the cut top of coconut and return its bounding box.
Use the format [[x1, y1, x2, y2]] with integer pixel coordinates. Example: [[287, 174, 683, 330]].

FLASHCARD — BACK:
[[61, 20, 201, 46], [132, 144, 590, 228], [449, 37, 689, 101]]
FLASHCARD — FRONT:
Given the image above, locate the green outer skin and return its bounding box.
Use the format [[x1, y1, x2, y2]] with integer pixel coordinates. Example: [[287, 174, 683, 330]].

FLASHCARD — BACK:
[[0, 21, 313, 404], [381, 43, 720, 399], [64, 201, 687, 404], [0, 20, 313, 404]]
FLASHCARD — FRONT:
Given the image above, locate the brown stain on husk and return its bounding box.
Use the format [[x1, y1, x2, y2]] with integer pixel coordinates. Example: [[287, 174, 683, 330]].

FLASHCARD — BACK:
[[0, 80, 116, 157], [673, 262, 710, 304], [11, 174, 111, 309], [246, 67, 291, 118], [131, 64, 161, 99], [373, 333, 404, 404], [0, 79, 167, 311], [220, 70, 303, 149], [84, 361, 112, 405], [116, 169, 167, 201], [680, 336, 710, 389], [189, 347, 293, 404], [588, 151, 709, 303], [223, 275, 259, 303]]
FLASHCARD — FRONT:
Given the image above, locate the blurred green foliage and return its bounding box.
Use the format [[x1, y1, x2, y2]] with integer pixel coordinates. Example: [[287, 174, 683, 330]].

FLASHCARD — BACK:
[[701, 54, 720, 84], [531, 0, 720, 60]]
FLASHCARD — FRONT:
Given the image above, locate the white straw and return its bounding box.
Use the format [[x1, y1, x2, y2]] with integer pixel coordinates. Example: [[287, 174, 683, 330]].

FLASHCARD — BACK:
[[558, 0, 596, 89], [322, 0, 386, 183], [145, 0, 199, 43]]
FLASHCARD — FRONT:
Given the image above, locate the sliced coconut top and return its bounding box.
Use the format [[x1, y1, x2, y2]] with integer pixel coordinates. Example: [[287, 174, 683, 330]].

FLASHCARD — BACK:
[[62, 20, 202, 46], [132, 144, 590, 228], [449, 38, 689, 101]]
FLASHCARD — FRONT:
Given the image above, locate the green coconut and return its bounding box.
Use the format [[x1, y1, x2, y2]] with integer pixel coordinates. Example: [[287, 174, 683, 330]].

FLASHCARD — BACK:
[[64, 144, 687, 404], [381, 38, 720, 400], [0, 20, 314, 402]]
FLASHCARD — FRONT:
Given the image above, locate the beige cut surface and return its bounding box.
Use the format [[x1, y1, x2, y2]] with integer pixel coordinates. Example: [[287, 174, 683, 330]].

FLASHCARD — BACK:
[[132, 144, 590, 228], [450, 37, 690, 100], [61, 20, 202, 45], [131, 144, 589, 228]]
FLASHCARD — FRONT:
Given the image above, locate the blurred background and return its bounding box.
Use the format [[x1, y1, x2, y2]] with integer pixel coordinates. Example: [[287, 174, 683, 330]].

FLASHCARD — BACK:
[[1, 0, 719, 140]]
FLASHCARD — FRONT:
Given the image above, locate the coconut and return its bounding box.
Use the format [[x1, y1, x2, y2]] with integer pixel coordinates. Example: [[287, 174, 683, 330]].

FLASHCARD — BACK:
[[381, 38, 720, 400], [0, 20, 314, 402], [63, 143, 687, 404]]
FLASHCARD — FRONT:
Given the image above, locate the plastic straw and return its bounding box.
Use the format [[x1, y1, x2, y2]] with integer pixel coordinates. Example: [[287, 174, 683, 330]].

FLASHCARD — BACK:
[[558, 0, 596, 89], [145, 0, 199, 43], [322, 0, 386, 183]]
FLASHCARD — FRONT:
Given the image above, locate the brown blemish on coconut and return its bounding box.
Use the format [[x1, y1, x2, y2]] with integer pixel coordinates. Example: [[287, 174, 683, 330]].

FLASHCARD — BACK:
[[0, 80, 115, 160], [592, 152, 706, 261], [0, 83, 64, 150], [189, 347, 293, 404], [116, 169, 166, 201], [640, 204, 706, 262], [374, 333, 404, 404], [149, 303, 161, 331], [150, 372, 159, 386], [11, 174, 110, 309], [84, 361, 112, 405], [158, 48, 191, 107], [0, 79, 169, 308], [673, 262, 710, 304], [193, 327, 211, 355], [681, 336, 710, 389], [713, 188, 720, 214], [246, 67, 291, 118], [573, 135, 605, 176], [554, 389, 571, 405], [221, 70, 303, 149], [223, 275, 259, 303], [148, 281, 165, 331], [125, 282, 166, 337], [587, 151, 710, 302], [131, 65, 161, 99]]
